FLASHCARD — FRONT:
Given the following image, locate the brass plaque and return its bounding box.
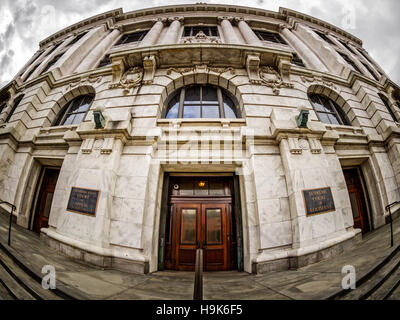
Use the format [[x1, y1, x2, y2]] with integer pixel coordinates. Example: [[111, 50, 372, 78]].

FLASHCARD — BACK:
[[302, 187, 335, 217], [67, 187, 100, 216]]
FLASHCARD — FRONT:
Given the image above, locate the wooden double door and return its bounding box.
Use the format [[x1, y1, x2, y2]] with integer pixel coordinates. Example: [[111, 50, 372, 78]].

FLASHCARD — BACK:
[[165, 201, 235, 271], [33, 168, 60, 233], [343, 168, 370, 234]]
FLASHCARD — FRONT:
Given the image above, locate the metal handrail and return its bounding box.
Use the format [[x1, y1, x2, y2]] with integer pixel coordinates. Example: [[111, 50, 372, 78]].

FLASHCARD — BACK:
[[385, 201, 400, 247], [0, 200, 16, 246], [193, 248, 203, 300]]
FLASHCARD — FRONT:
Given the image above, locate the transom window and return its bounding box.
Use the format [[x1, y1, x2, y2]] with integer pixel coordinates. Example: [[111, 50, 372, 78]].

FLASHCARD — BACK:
[[54, 95, 94, 126], [183, 26, 219, 37], [115, 31, 148, 46], [164, 85, 239, 119], [253, 30, 287, 45], [309, 94, 350, 126]]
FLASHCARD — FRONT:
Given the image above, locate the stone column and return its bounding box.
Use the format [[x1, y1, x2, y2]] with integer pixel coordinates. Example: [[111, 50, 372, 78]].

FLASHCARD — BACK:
[[20, 48, 49, 81], [140, 18, 166, 47], [75, 27, 121, 73], [218, 16, 240, 44], [160, 17, 183, 45], [235, 17, 262, 46], [279, 24, 329, 73]]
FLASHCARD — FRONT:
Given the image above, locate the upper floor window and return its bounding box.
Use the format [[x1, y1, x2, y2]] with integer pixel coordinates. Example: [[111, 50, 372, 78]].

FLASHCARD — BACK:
[[115, 31, 148, 46], [5, 95, 24, 123], [67, 32, 87, 47], [337, 51, 362, 74], [54, 95, 94, 126], [309, 94, 350, 126], [164, 85, 240, 119], [314, 31, 335, 45], [361, 62, 380, 81], [254, 30, 287, 45], [183, 26, 219, 37], [97, 54, 111, 68], [379, 94, 397, 122], [339, 40, 357, 55], [42, 53, 64, 74], [291, 53, 305, 68]]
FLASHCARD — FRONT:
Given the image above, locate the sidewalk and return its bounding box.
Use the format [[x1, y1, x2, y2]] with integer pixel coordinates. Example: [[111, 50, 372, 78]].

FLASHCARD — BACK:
[[0, 211, 399, 300]]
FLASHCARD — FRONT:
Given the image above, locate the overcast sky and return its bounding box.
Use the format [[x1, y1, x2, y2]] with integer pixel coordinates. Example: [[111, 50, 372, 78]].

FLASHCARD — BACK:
[[0, 0, 399, 89]]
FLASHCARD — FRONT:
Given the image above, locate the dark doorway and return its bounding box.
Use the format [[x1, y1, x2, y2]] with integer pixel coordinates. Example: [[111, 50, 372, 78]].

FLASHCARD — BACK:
[[343, 168, 370, 234], [33, 168, 60, 233], [161, 175, 240, 271]]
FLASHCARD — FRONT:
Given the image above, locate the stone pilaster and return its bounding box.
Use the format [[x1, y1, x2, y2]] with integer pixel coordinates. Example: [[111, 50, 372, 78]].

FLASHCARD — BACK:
[[160, 17, 183, 45], [279, 24, 329, 72], [218, 16, 240, 44], [75, 28, 122, 73], [235, 17, 262, 46], [140, 18, 166, 46]]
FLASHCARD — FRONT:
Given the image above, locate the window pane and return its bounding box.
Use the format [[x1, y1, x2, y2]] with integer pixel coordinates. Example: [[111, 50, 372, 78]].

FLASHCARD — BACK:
[[166, 102, 179, 119], [71, 112, 85, 124], [328, 113, 341, 125], [224, 103, 237, 118], [318, 112, 330, 124], [206, 209, 222, 244], [183, 105, 201, 118], [202, 105, 220, 118], [184, 86, 201, 104], [181, 209, 196, 244], [62, 114, 75, 125], [202, 86, 218, 104]]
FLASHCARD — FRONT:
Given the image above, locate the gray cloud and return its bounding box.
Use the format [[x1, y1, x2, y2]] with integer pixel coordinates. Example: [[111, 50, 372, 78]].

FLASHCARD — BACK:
[[0, 0, 399, 85]]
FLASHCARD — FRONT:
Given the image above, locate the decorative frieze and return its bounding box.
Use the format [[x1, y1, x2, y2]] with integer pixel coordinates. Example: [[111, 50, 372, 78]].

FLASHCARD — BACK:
[[300, 75, 337, 90], [182, 31, 221, 44], [80, 137, 115, 154], [287, 136, 322, 155], [65, 75, 102, 91], [109, 67, 143, 94], [166, 64, 235, 76]]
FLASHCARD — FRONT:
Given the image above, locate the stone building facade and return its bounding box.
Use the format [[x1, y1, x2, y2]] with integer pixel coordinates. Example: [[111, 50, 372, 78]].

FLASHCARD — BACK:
[[1, 4, 400, 274]]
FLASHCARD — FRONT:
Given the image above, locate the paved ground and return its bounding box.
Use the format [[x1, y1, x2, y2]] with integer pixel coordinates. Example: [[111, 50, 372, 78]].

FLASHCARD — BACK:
[[0, 212, 399, 300]]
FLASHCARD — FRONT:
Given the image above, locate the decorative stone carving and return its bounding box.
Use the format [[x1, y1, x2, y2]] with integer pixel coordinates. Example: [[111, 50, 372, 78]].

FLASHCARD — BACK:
[[81, 138, 95, 154], [182, 31, 221, 44], [246, 54, 262, 84], [66, 75, 102, 91], [258, 66, 294, 95], [288, 137, 302, 154], [300, 75, 337, 90], [166, 65, 235, 76], [298, 138, 309, 150], [308, 137, 323, 154], [101, 137, 114, 154], [142, 54, 157, 85], [111, 57, 125, 84], [109, 67, 143, 94]]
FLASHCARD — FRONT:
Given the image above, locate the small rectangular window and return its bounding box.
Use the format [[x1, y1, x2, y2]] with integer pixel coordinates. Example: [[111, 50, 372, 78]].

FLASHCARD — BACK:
[[315, 31, 335, 45], [97, 54, 111, 68], [337, 51, 362, 74], [183, 26, 219, 37], [115, 31, 148, 46], [254, 30, 287, 45], [42, 53, 64, 74], [292, 53, 306, 67]]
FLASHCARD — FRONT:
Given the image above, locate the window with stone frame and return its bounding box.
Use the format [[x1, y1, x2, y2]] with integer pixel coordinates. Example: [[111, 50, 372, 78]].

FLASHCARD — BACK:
[[163, 85, 240, 119], [5, 95, 24, 123], [183, 26, 219, 37], [291, 52, 306, 68], [309, 93, 350, 126], [41, 53, 64, 74], [97, 54, 111, 68], [379, 93, 398, 122], [66, 32, 88, 47], [337, 51, 362, 74], [54, 95, 94, 126], [314, 30, 335, 45], [114, 30, 148, 46], [253, 30, 287, 45]]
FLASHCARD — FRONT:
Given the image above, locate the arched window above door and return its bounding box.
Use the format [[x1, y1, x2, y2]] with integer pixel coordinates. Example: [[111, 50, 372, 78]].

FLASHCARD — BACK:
[[54, 94, 94, 126], [309, 93, 350, 126], [163, 85, 240, 119]]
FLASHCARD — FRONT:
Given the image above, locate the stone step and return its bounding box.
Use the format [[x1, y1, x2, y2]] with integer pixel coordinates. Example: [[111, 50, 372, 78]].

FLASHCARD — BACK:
[[340, 248, 400, 300], [0, 263, 35, 300], [367, 263, 400, 300], [0, 249, 61, 300]]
